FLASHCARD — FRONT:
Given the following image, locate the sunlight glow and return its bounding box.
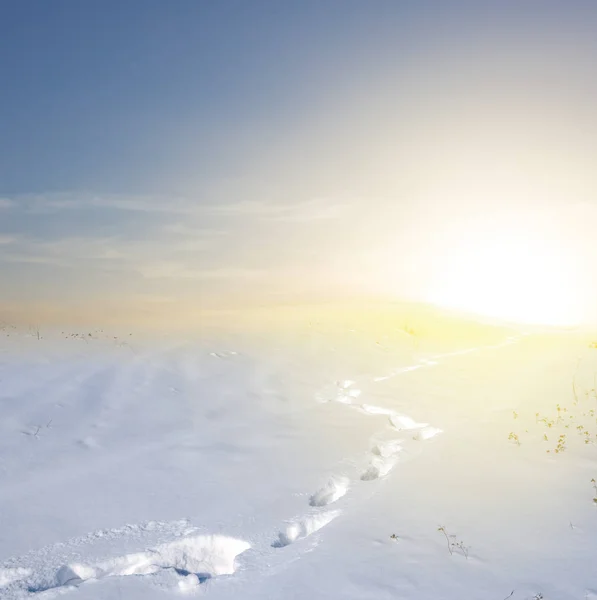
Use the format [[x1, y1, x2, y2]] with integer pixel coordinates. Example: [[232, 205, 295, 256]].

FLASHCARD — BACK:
[[423, 215, 583, 327]]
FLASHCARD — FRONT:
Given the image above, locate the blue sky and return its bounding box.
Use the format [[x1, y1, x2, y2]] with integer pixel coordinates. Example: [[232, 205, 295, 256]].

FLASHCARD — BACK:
[[2, 2, 597, 324], [1, 1, 425, 194]]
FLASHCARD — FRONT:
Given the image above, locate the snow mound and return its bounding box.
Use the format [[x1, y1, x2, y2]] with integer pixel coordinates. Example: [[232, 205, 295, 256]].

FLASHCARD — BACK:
[[95, 534, 249, 578], [23, 535, 250, 594]]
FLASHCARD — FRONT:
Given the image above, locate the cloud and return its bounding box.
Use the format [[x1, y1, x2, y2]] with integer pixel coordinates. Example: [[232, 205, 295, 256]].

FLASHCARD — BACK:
[[0, 253, 69, 266], [4, 192, 350, 223], [0, 191, 352, 308], [137, 261, 266, 280], [0, 236, 118, 266], [205, 197, 349, 221], [262, 199, 347, 222], [0, 198, 15, 209], [0, 229, 241, 281], [19, 193, 202, 215], [160, 222, 229, 237]]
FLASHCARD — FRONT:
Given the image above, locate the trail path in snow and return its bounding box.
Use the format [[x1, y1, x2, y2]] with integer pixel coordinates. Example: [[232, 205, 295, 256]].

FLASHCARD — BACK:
[[0, 329, 528, 598], [268, 334, 523, 551]]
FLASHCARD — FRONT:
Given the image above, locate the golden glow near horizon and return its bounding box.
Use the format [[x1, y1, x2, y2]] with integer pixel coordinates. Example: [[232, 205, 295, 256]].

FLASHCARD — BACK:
[[422, 211, 584, 327], [4, 9, 597, 331]]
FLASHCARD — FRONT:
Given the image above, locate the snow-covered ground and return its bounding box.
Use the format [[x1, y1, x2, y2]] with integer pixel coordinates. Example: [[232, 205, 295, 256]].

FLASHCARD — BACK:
[[1, 312, 597, 599]]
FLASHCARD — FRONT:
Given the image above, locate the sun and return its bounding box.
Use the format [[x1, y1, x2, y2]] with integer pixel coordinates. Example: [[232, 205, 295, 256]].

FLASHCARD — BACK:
[[422, 216, 583, 327]]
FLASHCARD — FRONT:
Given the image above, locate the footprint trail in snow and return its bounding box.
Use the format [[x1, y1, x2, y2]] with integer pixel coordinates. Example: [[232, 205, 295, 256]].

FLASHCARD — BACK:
[[1, 333, 522, 597], [270, 345, 466, 552], [289, 336, 522, 548]]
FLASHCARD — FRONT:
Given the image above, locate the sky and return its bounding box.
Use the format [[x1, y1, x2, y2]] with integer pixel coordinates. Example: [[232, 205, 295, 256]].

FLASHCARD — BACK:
[[2, 1, 597, 326]]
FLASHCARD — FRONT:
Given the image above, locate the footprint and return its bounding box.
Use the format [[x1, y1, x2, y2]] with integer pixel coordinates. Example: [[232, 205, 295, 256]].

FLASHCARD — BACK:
[[361, 436, 404, 480], [309, 477, 349, 507], [315, 380, 361, 404], [77, 436, 99, 449], [336, 388, 361, 404], [54, 564, 97, 587], [0, 567, 32, 588], [389, 414, 429, 431], [373, 363, 429, 382], [18, 535, 250, 594], [373, 375, 392, 382], [371, 337, 519, 384], [361, 455, 396, 481], [419, 359, 439, 367], [413, 426, 443, 441], [209, 351, 238, 359], [431, 347, 479, 359], [272, 511, 340, 548], [334, 380, 361, 404], [358, 404, 396, 416], [371, 439, 403, 458]]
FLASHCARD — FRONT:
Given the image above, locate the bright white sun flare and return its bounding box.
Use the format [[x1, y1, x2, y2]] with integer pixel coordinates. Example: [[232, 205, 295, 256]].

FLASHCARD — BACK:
[[423, 218, 583, 327]]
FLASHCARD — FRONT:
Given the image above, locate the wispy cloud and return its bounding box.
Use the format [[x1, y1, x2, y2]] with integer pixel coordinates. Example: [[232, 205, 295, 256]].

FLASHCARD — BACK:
[[19, 193, 201, 215], [3, 192, 350, 222], [262, 199, 348, 222], [160, 222, 229, 237], [205, 197, 349, 221], [137, 262, 266, 280], [0, 253, 69, 266], [0, 190, 353, 311], [0, 198, 15, 209], [0, 230, 239, 279]]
